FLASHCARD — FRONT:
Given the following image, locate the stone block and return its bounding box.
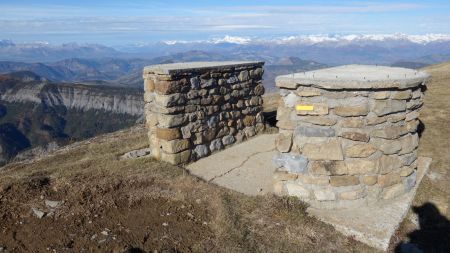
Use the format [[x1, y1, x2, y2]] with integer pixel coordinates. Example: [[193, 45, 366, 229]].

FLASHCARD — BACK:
[[382, 183, 404, 199], [346, 160, 377, 175], [144, 78, 155, 92], [362, 175, 378, 185], [156, 127, 181, 141], [314, 189, 336, 201], [366, 114, 387, 126], [222, 135, 235, 146], [406, 119, 419, 133], [193, 145, 209, 159], [161, 149, 191, 165], [339, 188, 366, 200], [340, 117, 365, 128], [340, 132, 370, 142], [372, 100, 406, 116], [154, 93, 186, 107], [157, 114, 187, 128], [297, 88, 321, 97], [298, 174, 330, 185], [273, 181, 286, 196], [254, 84, 265, 96], [210, 139, 224, 152], [238, 70, 250, 82], [400, 165, 415, 177], [144, 92, 155, 103], [243, 115, 256, 127], [154, 79, 187, 95], [404, 171, 416, 192], [301, 116, 337, 126], [371, 125, 408, 139], [379, 139, 402, 155], [372, 91, 391, 100], [161, 139, 191, 154], [285, 182, 310, 199], [330, 175, 360, 187], [276, 132, 293, 153], [302, 138, 343, 161], [377, 155, 403, 174], [400, 152, 417, 166], [309, 161, 347, 176], [274, 170, 299, 181], [392, 90, 412, 100], [345, 144, 377, 158], [334, 105, 368, 117], [405, 111, 420, 121], [388, 113, 406, 123], [294, 126, 335, 137], [378, 171, 402, 187], [399, 133, 419, 155], [273, 153, 308, 174], [283, 93, 299, 108]]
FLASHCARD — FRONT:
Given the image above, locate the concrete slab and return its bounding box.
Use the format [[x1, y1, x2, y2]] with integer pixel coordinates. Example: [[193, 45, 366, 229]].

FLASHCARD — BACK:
[[276, 65, 430, 90], [185, 133, 432, 251], [144, 61, 264, 75], [307, 156, 432, 251], [186, 134, 278, 195]]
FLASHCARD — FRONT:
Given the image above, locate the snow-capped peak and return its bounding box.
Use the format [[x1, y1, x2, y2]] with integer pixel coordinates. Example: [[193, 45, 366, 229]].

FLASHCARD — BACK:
[[210, 35, 252, 45]]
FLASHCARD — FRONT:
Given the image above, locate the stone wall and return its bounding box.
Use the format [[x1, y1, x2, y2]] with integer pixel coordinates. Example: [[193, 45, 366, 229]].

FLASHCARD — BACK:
[[273, 65, 430, 209], [143, 61, 265, 165]]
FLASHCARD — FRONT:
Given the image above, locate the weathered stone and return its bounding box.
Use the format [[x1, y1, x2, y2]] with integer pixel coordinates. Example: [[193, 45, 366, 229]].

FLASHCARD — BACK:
[[243, 115, 256, 127], [400, 152, 417, 166], [302, 139, 343, 161], [157, 114, 187, 128], [297, 88, 321, 97], [366, 114, 387, 126], [238, 70, 250, 81], [400, 165, 415, 177], [144, 92, 155, 103], [378, 171, 402, 187], [314, 189, 336, 201], [388, 113, 406, 123], [254, 84, 265, 96], [222, 135, 235, 146], [379, 139, 402, 155], [372, 91, 391, 100], [405, 111, 420, 121], [156, 128, 181, 141], [371, 125, 408, 139], [372, 100, 406, 116], [345, 144, 377, 158], [406, 120, 419, 133], [273, 181, 285, 196], [362, 175, 378, 185], [161, 139, 191, 154], [346, 160, 377, 175], [193, 145, 209, 159], [399, 134, 419, 155], [301, 116, 337, 126], [285, 182, 310, 199], [276, 132, 292, 153], [340, 132, 370, 142], [298, 175, 330, 185], [309, 161, 347, 176], [276, 120, 295, 130], [154, 93, 186, 107], [244, 126, 256, 138], [209, 139, 224, 152], [334, 105, 368, 117], [382, 183, 404, 199], [295, 103, 329, 116], [404, 171, 416, 192], [330, 175, 360, 187], [377, 155, 403, 174], [144, 78, 155, 92], [190, 77, 200, 89], [392, 90, 412, 100], [339, 188, 366, 200], [283, 93, 299, 108], [274, 171, 298, 181], [161, 150, 191, 165], [295, 126, 335, 137], [340, 117, 365, 128], [154, 79, 186, 95], [273, 153, 308, 174]]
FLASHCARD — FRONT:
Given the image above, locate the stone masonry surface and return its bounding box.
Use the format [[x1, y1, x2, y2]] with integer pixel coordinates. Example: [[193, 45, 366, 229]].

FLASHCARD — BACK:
[[273, 64, 430, 209], [143, 61, 265, 165]]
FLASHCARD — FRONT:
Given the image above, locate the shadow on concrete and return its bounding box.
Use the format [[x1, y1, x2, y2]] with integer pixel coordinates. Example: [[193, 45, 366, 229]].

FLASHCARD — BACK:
[[395, 202, 450, 253]]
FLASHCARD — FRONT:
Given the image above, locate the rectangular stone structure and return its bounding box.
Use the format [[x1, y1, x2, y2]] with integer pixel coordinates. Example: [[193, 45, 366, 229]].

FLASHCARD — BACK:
[[143, 61, 265, 165]]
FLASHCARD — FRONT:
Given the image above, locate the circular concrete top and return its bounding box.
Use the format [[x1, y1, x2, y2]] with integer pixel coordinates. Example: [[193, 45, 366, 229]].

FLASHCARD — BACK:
[[276, 64, 430, 90]]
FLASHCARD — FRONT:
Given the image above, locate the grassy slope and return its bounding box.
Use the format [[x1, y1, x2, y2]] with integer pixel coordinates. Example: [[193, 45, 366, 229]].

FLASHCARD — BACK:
[[0, 125, 374, 252]]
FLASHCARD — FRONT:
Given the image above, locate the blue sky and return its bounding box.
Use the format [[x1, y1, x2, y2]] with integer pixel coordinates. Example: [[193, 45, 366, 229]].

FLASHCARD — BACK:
[[1, 0, 449, 45]]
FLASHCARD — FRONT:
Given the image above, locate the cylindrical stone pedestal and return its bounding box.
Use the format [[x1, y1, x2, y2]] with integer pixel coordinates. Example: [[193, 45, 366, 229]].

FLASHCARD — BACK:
[[273, 65, 430, 209]]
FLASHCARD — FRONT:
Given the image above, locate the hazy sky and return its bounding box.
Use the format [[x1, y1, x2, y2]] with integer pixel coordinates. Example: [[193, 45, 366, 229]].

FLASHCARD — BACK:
[[1, 0, 449, 45]]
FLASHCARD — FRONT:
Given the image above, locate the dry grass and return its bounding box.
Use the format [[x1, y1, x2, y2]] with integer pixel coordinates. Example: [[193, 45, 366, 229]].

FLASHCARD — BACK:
[[0, 125, 375, 252]]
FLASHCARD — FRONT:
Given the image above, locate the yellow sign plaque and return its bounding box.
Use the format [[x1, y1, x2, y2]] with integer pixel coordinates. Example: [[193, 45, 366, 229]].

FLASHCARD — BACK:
[[296, 105, 314, 111]]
